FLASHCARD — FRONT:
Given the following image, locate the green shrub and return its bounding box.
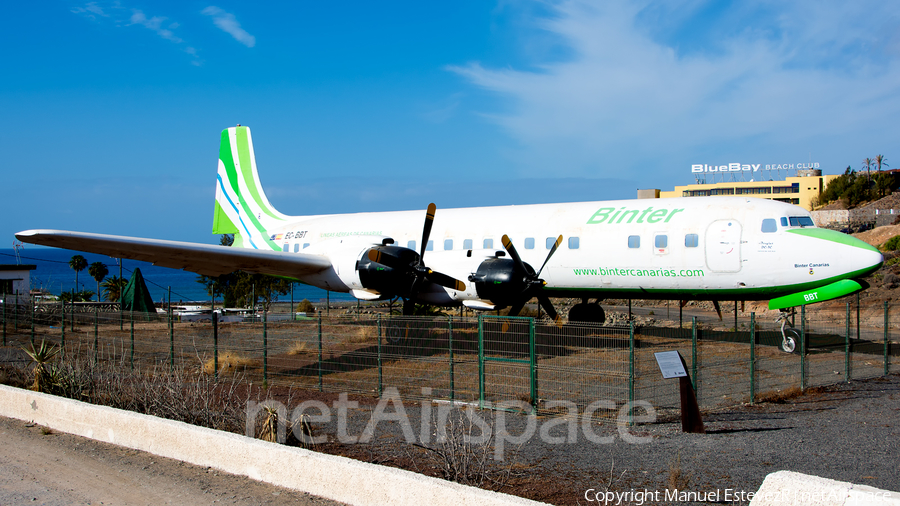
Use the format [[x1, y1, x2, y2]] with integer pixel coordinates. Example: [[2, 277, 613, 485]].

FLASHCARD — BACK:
[[883, 235, 900, 251]]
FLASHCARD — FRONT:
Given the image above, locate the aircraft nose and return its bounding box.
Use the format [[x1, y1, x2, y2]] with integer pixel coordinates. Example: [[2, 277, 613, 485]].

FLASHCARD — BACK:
[[840, 234, 883, 275]]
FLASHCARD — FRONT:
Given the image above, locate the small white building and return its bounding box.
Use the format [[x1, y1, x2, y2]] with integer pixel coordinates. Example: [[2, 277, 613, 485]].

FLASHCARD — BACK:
[[0, 264, 36, 302]]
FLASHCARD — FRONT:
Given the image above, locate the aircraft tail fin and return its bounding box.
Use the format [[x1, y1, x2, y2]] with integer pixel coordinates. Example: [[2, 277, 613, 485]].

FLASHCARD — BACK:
[[213, 126, 287, 250]]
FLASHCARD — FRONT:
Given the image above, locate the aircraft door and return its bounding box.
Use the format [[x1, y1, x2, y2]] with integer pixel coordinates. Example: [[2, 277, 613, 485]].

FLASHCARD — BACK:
[[705, 220, 742, 272]]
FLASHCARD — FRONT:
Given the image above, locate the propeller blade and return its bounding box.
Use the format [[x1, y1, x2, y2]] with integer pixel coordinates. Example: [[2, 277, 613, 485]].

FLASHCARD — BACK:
[[501, 234, 528, 274], [403, 298, 416, 316], [538, 294, 563, 327], [367, 249, 408, 270], [712, 300, 722, 321], [419, 203, 436, 259], [426, 270, 466, 292], [535, 235, 563, 277]]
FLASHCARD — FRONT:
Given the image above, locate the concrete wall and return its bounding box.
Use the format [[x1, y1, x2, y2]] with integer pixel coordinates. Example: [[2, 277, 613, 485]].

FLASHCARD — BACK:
[[750, 470, 899, 506], [0, 385, 546, 506], [811, 210, 849, 227]]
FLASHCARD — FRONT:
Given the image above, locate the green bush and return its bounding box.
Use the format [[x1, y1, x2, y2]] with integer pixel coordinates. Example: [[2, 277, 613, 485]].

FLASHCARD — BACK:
[[883, 235, 900, 251]]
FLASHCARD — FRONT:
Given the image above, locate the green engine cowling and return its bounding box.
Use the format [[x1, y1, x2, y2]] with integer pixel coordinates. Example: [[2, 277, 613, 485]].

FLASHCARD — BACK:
[[768, 279, 867, 310]]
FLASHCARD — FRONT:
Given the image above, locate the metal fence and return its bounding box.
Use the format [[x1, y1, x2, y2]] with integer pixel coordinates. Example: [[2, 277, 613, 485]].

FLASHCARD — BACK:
[[1, 299, 895, 423]]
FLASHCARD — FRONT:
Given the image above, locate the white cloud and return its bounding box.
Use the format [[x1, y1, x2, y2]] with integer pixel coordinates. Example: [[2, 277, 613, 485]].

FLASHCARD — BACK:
[[449, 1, 900, 178], [202, 6, 256, 48]]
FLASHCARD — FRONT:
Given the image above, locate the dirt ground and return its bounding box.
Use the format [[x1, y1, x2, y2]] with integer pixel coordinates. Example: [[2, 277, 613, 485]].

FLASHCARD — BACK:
[[0, 415, 346, 506]]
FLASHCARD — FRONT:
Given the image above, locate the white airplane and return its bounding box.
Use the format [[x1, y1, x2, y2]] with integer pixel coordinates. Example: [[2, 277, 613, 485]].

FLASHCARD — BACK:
[[16, 126, 883, 342]]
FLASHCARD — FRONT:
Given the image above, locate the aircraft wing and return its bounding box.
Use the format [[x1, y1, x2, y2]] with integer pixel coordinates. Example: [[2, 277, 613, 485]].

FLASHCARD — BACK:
[[15, 229, 333, 278]]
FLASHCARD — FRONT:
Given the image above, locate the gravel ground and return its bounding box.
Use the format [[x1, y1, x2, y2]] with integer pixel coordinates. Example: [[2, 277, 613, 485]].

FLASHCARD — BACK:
[[303, 373, 900, 505]]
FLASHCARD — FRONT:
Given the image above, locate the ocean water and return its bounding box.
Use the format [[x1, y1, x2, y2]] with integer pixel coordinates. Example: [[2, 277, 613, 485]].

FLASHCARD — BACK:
[[0, 247, 353, 304]]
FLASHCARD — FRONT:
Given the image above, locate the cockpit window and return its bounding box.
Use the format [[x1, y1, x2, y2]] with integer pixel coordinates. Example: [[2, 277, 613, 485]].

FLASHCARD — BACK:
[[788, 216, 815, 227], [761, 219, 777, 233]]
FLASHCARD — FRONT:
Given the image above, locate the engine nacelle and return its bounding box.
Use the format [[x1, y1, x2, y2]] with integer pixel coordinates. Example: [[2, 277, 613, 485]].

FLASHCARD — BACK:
[[356, 245, 420, 299], [469, 256, 536, 306]]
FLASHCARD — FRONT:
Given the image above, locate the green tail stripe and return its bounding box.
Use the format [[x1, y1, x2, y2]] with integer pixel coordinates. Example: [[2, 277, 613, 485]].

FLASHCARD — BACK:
[[212, 200, 238, 235], [236, 128, 281, 221]]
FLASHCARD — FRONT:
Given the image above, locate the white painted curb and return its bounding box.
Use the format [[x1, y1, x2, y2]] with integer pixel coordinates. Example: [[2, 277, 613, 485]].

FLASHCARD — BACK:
[[0, 385, 547, 506], [750, 470, 900, 506]]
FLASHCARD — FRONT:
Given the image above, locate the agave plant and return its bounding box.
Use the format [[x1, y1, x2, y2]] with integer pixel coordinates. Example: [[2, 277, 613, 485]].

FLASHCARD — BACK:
[[23, 340, 60, 393]]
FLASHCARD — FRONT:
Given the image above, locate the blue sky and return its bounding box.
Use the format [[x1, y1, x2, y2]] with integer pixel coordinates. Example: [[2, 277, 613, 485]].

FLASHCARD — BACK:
[[4, 1, 899, 246]]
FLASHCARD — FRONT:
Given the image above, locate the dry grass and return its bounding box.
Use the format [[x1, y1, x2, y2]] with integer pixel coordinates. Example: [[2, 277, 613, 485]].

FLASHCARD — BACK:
[[287, 341, 312, 356], [667, 451, 692, 490], [755, 386, 803, 404], [343, 325, 377, 345], [203, 351, 259, 375]]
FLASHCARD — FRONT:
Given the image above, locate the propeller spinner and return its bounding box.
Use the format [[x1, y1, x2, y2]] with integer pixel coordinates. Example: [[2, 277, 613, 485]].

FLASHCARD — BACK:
[[365, 203, 466, 314]]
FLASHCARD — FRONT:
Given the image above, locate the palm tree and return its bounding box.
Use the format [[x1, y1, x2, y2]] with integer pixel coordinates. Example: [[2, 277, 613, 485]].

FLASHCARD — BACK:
[[88, 262, 109, 301], [862, 157, 873, 174], [874, 154, 888, 172], [101, 276, 127, 303], [69, 255, 88, 293]]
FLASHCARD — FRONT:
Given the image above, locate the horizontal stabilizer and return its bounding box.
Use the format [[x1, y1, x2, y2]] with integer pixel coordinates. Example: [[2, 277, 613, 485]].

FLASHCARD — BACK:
[[768, 279, 865, 310], [15, 229, 332, 278]]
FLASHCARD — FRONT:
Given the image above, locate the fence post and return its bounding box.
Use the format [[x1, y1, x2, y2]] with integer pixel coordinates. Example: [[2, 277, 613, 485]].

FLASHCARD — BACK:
[[213, 311, 219, 380], [529, 317, 537, 414], [691, 317, 698, 393], [130, 307, 134, 372], [317, 312, 323, 392], [628, 321, 635, 427], [61, 300, 65, 334], [845, 302, 851, 383], [377, 315, 383, 397], [885, 301, 890, 377], [262, 309, 268, 384], [478, 314, 485, 410], [448, 315, 455, 402], [94, 302, 99, 364], [60, 301, 65, 355], [14, 290, 19, 332], [750, 312, 755, 405], [168, 286, 174, 373], [3, 290, 6, 346], [800, 305, 806, 392], [30, 294, 35, 345]]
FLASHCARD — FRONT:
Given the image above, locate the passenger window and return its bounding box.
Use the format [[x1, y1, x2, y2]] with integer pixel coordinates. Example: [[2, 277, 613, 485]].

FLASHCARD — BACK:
[[684, 234, 698, 247], [426, 240, 433, 251], [761, 219, 777, 233], [525, 238, 535, 249], [408, 240, 416, 250], [303, 243, 310, 249], [463, 239, 473, 250], [568, 237, 579, 249], [293, 244, 299, 253], [545, 237, 556, 249], [282, 244, 289, 252], [444, 239, 453, 250], [655, 235, 668, 248], [628, 236, 640, 248], [483, 238, 493, 249]]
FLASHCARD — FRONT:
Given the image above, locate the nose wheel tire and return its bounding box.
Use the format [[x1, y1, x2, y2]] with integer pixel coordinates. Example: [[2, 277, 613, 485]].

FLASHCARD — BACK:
[[780, 328, 799, 353]]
